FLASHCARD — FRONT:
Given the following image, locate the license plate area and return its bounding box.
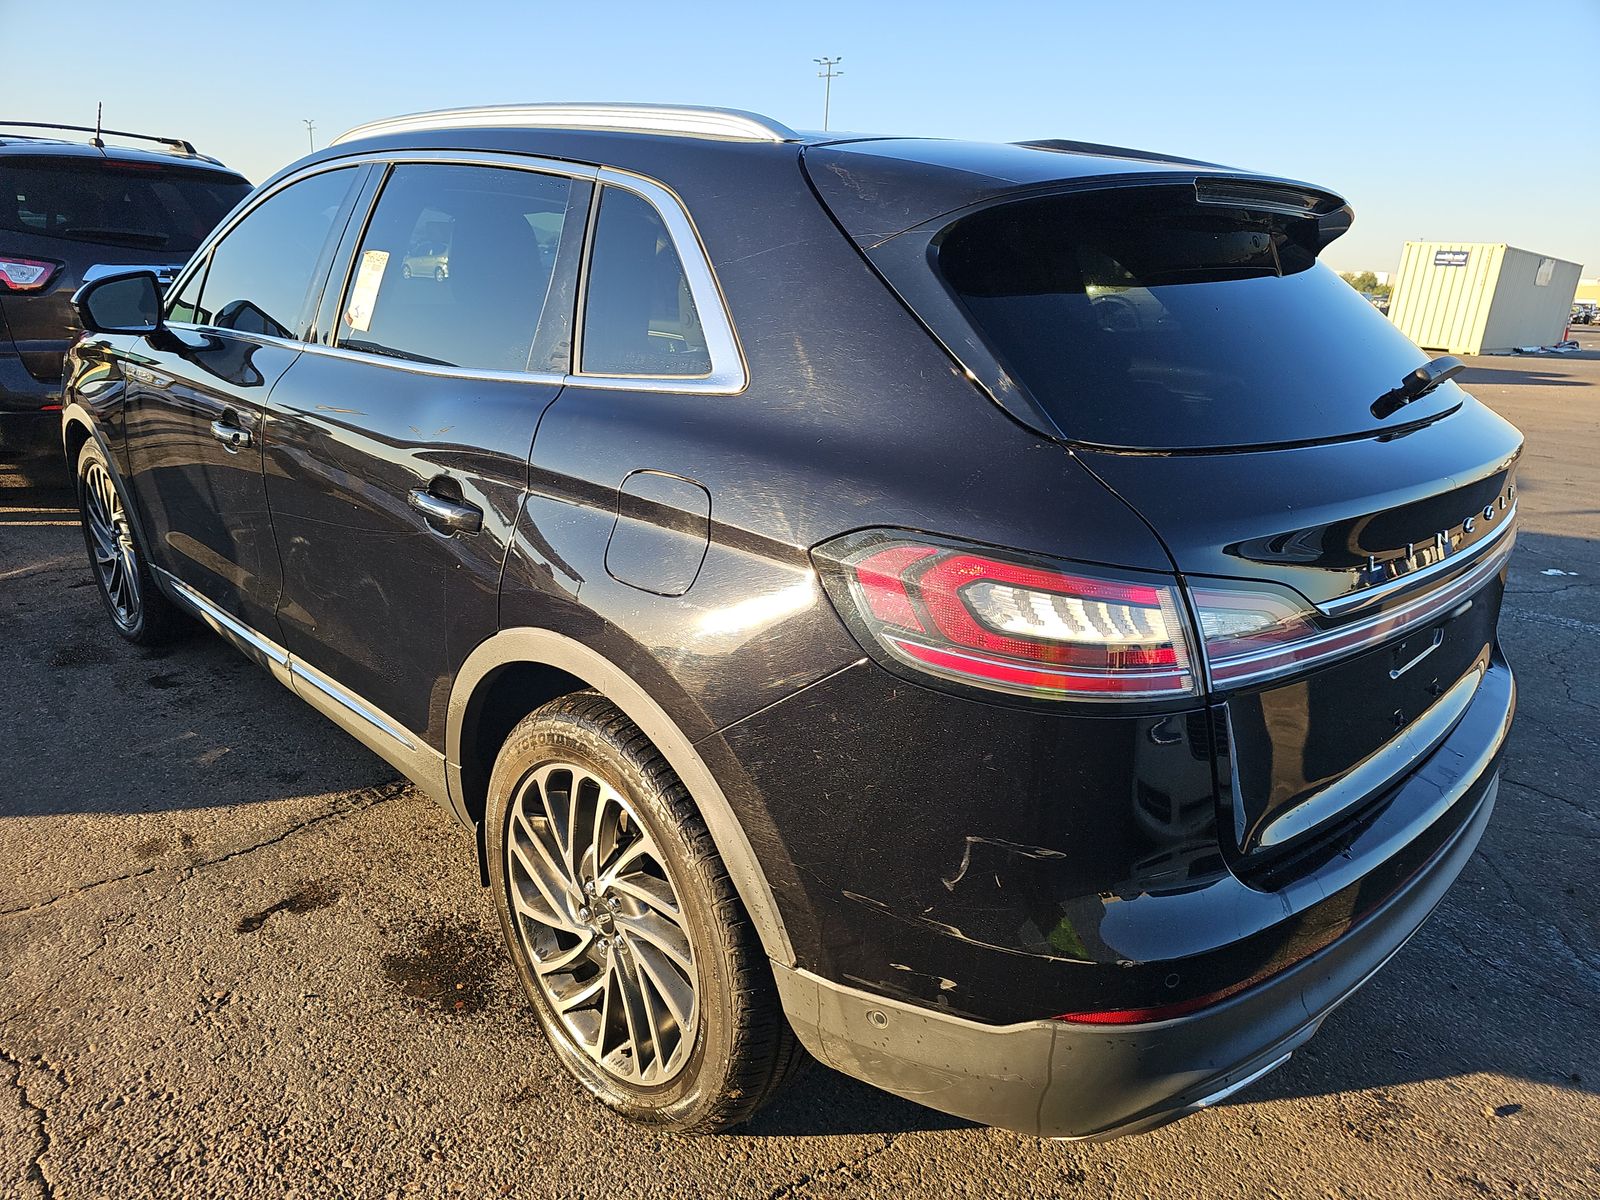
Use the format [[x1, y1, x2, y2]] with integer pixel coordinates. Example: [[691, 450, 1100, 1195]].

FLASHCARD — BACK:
[[1217, 577, 1501, 862]]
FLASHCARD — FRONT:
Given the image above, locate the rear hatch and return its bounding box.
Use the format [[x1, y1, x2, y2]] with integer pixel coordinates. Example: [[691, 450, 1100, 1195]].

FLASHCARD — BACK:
[[807, 144, 1521, 869], [0, 154, 249, 383]]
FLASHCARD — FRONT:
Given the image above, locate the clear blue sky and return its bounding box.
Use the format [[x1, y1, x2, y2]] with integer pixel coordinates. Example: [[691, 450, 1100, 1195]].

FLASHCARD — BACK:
[[4, 0, 1595, 276]]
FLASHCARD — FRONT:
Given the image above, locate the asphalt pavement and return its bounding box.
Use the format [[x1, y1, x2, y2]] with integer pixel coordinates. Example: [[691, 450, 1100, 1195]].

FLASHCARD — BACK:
[[2, 332, 1598, 1198]]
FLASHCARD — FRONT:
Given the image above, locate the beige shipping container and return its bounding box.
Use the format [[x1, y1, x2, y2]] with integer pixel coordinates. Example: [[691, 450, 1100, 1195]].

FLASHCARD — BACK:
[[1386, 242, 1582, 354]]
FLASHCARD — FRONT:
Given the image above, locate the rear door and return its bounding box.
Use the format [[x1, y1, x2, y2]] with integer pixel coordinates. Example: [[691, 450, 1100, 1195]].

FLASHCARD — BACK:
[[261, 157, 588, 750], [121, 165, 364, 633], [850, 179, 1523, 866]]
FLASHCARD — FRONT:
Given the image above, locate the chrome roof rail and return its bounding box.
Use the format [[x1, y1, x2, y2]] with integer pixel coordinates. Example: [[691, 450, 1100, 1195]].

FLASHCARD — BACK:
[[333, 104, 801, 147]]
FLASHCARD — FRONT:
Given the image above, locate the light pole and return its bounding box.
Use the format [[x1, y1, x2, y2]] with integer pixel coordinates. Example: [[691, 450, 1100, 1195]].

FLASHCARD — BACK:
[[303, 119, 316, 151], [813, 57, 843, 131]]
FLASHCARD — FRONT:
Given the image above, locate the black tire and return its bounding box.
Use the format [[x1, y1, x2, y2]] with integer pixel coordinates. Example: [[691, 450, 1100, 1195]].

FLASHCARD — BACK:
[[74, 439, 186, 646], [486, 692, 805, 1132]]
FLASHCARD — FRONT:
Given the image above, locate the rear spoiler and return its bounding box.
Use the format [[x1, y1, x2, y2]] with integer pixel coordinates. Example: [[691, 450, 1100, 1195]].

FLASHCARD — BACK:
[[1193, 178, 1353, 250]]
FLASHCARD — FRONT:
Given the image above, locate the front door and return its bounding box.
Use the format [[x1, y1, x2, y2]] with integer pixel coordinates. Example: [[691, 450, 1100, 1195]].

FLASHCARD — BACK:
[[262, 159, 587, 749], [123, 166, 365, 633]]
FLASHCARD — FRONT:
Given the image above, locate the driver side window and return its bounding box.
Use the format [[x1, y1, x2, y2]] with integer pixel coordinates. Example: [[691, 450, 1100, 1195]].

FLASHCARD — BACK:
[[188, 168, 358, 340]]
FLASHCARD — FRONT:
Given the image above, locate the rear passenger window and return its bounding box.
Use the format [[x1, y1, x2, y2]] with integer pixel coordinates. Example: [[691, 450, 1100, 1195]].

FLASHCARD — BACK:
[[192, 168, 357, 339], [580, 187, 710, 377], [336, 164, 571, 372]]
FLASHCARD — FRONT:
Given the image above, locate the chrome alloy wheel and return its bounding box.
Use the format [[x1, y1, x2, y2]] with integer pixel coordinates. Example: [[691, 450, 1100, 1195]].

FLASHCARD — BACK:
[[506, 762, 700, 1085], [82, 460, 141, 630]]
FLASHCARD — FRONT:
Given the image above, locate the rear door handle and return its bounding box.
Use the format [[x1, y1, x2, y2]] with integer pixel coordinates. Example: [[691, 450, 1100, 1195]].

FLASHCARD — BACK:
[[408, 486, 482, 534], [210, 419, 252, 451]]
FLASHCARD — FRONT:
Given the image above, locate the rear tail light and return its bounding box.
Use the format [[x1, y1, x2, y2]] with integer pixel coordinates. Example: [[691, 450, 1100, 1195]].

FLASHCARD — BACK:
[[814, 531, 1197, 701], [0, 257, 60, 292], [817, 520, 1516, 701]]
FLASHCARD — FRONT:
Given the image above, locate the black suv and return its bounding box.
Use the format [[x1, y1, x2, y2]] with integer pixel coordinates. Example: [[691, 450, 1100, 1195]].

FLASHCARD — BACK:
[[1, 121, 249, 468], [64, 105, 1520, 1140]]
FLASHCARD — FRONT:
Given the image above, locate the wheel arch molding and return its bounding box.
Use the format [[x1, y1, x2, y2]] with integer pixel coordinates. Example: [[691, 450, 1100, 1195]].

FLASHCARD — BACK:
[[447, 626, 796, 968]]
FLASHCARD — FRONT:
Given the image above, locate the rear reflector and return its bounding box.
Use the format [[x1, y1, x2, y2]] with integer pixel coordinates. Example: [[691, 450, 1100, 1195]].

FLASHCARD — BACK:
[[814, 531, 1196, 701]]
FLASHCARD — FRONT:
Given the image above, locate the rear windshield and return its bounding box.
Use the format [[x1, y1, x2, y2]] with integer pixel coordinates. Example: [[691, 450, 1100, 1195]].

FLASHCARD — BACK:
[[1, 157, 250, 252], [936, 189, 1451, 450]]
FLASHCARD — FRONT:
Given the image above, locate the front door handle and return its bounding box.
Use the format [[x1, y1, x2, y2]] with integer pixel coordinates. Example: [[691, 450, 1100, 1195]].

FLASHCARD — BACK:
[[210, 418, 252, 451], [408, 485, 482, 534]]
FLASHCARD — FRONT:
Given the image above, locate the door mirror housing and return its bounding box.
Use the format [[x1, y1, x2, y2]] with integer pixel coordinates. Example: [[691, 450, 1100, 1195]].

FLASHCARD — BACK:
[[73, 270, 165, 336]]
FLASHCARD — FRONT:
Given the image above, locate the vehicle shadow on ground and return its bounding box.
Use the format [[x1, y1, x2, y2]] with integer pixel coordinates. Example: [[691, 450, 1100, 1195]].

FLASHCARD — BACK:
[[1457, 365, 1594, 389], [743, 1067, 978, 1137], [3, 482, 402, 821]]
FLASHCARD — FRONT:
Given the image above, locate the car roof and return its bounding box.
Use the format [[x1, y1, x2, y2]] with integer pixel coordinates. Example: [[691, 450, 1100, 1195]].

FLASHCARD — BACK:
[[309, 103, 1348, 248]]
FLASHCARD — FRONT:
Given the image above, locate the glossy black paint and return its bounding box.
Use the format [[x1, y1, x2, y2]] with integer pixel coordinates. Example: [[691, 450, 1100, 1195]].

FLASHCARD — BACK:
[[713, 650, 1510, 1022], [264, 350, 558, 746], [122, 326, 296, 633], [62, 121, 1518, 1039]]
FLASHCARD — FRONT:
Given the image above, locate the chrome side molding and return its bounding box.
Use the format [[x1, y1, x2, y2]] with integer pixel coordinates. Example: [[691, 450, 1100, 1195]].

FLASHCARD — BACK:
[[153, 568, 448, 806]]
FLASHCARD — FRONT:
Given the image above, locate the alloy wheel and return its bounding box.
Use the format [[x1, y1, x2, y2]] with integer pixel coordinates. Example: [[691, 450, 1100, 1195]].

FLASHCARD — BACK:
[[505, 761, 699, 1085], [82, 461, 141, 630]]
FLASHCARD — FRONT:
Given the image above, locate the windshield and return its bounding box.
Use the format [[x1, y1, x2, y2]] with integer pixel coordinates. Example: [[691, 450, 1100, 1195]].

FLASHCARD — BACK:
[[1, 157, 250, 252], [936, 188, 1454, 450]]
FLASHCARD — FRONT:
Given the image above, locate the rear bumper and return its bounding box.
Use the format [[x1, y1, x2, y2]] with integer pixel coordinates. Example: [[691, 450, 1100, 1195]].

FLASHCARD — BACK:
[[774, 772, 1497, 1140], [0, 352, 62, 459]]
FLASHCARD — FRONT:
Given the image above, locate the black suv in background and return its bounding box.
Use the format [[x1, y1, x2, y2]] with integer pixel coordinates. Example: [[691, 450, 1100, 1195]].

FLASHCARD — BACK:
[[64, 105, 1519, 1141], [0, 121, 249, 469]]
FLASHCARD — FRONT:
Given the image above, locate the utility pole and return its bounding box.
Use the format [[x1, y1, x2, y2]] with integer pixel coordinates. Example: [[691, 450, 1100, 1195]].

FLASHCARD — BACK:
[[303, 119, 316, 151], [813, 57, 843, 131]]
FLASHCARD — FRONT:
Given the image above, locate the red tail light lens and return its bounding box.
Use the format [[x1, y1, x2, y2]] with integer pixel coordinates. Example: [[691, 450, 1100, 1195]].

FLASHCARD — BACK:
[[0, 257, 60, 293], [815, 531, 1197, 701]]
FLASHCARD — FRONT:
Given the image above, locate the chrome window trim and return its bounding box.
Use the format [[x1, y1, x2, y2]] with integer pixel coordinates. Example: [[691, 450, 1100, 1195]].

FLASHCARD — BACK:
[[570, 167, 747, 395], [333, 103, 800, 147], [292, 338, 567, 386], [170, 149, 746, 393]]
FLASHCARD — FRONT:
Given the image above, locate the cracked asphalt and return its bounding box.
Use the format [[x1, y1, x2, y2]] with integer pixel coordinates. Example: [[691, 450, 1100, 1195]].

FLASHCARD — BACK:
[[3, 331, 1599, 1198]]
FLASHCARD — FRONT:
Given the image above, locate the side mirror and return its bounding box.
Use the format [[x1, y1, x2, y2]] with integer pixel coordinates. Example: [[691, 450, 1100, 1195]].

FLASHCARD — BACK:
[[73, 270, 164, 336]]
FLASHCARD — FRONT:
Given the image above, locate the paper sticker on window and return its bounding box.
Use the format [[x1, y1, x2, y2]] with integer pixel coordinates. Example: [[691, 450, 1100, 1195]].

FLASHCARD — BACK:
[[345, 249, 389, 332]]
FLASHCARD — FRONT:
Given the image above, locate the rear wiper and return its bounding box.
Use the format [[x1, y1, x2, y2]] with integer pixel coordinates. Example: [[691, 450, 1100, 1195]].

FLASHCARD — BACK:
[[1371, 355, 1465, 419]]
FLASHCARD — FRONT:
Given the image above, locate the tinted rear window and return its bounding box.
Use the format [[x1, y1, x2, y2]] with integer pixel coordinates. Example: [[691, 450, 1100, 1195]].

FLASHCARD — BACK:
[[1, 157, 249, 252], [937, 189, 1451, 450]]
